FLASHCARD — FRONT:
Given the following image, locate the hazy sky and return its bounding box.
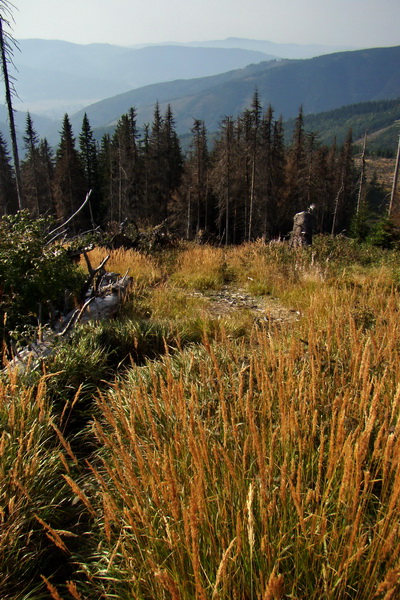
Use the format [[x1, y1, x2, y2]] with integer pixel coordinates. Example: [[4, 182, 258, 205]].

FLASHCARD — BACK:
[[10, 0, 400, 48]]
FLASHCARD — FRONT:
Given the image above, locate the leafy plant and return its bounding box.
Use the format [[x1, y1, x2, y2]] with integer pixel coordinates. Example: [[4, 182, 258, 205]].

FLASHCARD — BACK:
[[368, 215, 400, 249], [0, 211, 85, 350]]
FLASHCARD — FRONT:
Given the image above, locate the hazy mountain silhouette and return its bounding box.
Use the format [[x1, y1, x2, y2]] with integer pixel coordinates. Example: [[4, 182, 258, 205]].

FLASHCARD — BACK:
[[68, 46, 400, 136], [12, 39, 276, 117]]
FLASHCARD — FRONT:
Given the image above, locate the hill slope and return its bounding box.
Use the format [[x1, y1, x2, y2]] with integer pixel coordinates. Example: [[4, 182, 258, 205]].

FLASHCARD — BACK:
[[132, 37, 357, 59], [284, 98, 400, 153], [12, 39, 275, 117], [70, 46, 400, 136]]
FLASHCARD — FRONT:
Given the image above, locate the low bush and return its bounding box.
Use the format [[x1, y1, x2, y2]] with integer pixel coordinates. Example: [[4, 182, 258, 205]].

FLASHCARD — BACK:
[[0, 211, 85, 355]]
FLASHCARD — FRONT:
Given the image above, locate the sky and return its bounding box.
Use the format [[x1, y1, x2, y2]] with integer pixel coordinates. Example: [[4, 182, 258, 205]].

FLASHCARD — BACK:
[[9, 0, 400, 49]]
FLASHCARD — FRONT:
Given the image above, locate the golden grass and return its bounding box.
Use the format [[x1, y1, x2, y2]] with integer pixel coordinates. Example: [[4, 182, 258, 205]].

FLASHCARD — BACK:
[[170, 245, 230, 290], [62, 269, 400, 598], [0, 375, 69, 598], [4, 237, 400, 599], [80, 247, 162, 286]]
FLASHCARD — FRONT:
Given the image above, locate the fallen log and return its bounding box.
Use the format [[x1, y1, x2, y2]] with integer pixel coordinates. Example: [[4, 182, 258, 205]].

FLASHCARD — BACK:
[[4, 269, 132, 375], [58, 272, 132, 328]]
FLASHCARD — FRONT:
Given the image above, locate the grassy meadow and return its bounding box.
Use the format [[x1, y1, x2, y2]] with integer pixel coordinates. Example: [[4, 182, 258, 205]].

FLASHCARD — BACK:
[[2, 236, 400, 599]]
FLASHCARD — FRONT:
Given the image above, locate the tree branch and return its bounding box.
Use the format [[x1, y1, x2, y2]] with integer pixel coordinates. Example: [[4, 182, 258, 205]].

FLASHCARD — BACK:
[[46, 189, 92, 241]]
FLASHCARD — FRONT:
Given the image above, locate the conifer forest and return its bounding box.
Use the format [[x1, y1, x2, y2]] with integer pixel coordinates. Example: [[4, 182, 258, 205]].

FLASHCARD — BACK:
[[1, 92, 373, 243]]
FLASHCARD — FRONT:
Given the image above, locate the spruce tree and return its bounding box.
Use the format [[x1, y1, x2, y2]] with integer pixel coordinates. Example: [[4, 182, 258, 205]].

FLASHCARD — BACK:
[[21, 116, 55, 218], [312, 145, 332, 233], [38, 138, 55, 216], [21, 113, 41, 215], [161, 104, 183, 220], [97, 133, 115, 223], [142, 103, 163, 223], [79, 113, 100, 226], [331, 129, 356, 235], [259, 105, 275, 238], [235, 111, 252, 242], [247, 89, 262, 240], [53, 114, 87, 230], [271, 116, 286, 236], [111, 109, 140, 223], [210, 116, 235, 245], [285, 106, 308, 223], [144, 103, 183, 224], [191, 119, 210, 235], [173, 119, 211, 239]]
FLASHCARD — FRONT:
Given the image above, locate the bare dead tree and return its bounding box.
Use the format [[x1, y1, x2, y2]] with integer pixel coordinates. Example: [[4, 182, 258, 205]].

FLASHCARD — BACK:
[[388, 127, 400, 217], [0, 3, 22, 209], [356, 131, 367, 215], [45, 190, 93, 243]]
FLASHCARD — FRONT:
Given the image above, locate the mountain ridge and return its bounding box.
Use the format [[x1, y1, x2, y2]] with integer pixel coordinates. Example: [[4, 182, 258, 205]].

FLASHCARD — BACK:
[[2, 44, 399, 155], [11, 37, 361, 119], [68, 45, 400, 137], [129, 36, 357, 57], [11, 39, 276, 117]]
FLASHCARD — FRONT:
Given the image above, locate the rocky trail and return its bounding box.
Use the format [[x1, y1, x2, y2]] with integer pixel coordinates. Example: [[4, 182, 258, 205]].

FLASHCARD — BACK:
[[191, 285, 301, 324]]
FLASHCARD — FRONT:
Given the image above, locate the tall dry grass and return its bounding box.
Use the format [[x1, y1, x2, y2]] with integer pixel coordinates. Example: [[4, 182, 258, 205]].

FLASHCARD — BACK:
[[4, 237, 400, 599], [80, 247, 162, 287], [64, 267, 400, 599], [0, 375, 72, 599], [170, 245, 231, 290]]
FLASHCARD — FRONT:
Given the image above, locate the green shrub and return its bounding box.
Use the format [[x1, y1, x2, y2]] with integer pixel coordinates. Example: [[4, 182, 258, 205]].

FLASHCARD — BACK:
[[367, 215, 400, 249], [0, 211, 85, 350]]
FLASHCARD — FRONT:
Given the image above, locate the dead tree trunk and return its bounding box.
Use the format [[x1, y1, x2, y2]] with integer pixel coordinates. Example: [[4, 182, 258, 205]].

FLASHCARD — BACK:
[[0, 15, 22, 209], [388, 132, 400, 217], [290, 209, 313, 247]]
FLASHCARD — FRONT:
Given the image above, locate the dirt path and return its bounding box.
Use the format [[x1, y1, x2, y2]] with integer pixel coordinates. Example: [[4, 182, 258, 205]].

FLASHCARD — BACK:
[[191, 285, 301, 324]]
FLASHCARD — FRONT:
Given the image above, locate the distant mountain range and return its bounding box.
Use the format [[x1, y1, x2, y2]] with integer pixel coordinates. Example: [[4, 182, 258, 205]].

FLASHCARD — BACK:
[[10, 37, 357, 119], [11, 39, 275, 118], [1, 42, 399, 155], [68, 45, 400, 138], [130, 37, 357, 58]]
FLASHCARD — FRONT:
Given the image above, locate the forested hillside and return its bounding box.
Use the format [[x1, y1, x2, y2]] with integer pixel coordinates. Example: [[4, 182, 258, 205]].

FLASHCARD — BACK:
[[11, 37, 357, 119], [0, 92, 392, 244], [12, 39, 274, 117], [70, 45, 400, 135], [284, 98, 400, 154]]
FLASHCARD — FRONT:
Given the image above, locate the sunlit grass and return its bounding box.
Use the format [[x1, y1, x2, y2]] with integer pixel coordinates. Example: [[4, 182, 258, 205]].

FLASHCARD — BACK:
[[65, 277, 400, 598], [80, 246, 162, 286], [170, 244, 232, 290], [4, 236, 400, 599]]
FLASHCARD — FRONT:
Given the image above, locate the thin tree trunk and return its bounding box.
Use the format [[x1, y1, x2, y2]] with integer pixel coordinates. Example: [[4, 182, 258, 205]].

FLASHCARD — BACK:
[[248, 155, 256, 241], [356, 132, 367, 215], [388, 132, 400, 216], [225, 117, 231, 246], [186, 186, 191, 240], [0, 16, 22, 209], [331, 181, 344, 236]]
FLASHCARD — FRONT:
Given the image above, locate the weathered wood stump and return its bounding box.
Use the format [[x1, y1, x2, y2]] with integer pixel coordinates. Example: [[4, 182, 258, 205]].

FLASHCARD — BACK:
[[290, 209, 313, 247]]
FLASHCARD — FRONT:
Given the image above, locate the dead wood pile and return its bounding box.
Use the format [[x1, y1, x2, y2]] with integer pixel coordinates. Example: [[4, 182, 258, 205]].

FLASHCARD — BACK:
[[5, 250, 132, 375]]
